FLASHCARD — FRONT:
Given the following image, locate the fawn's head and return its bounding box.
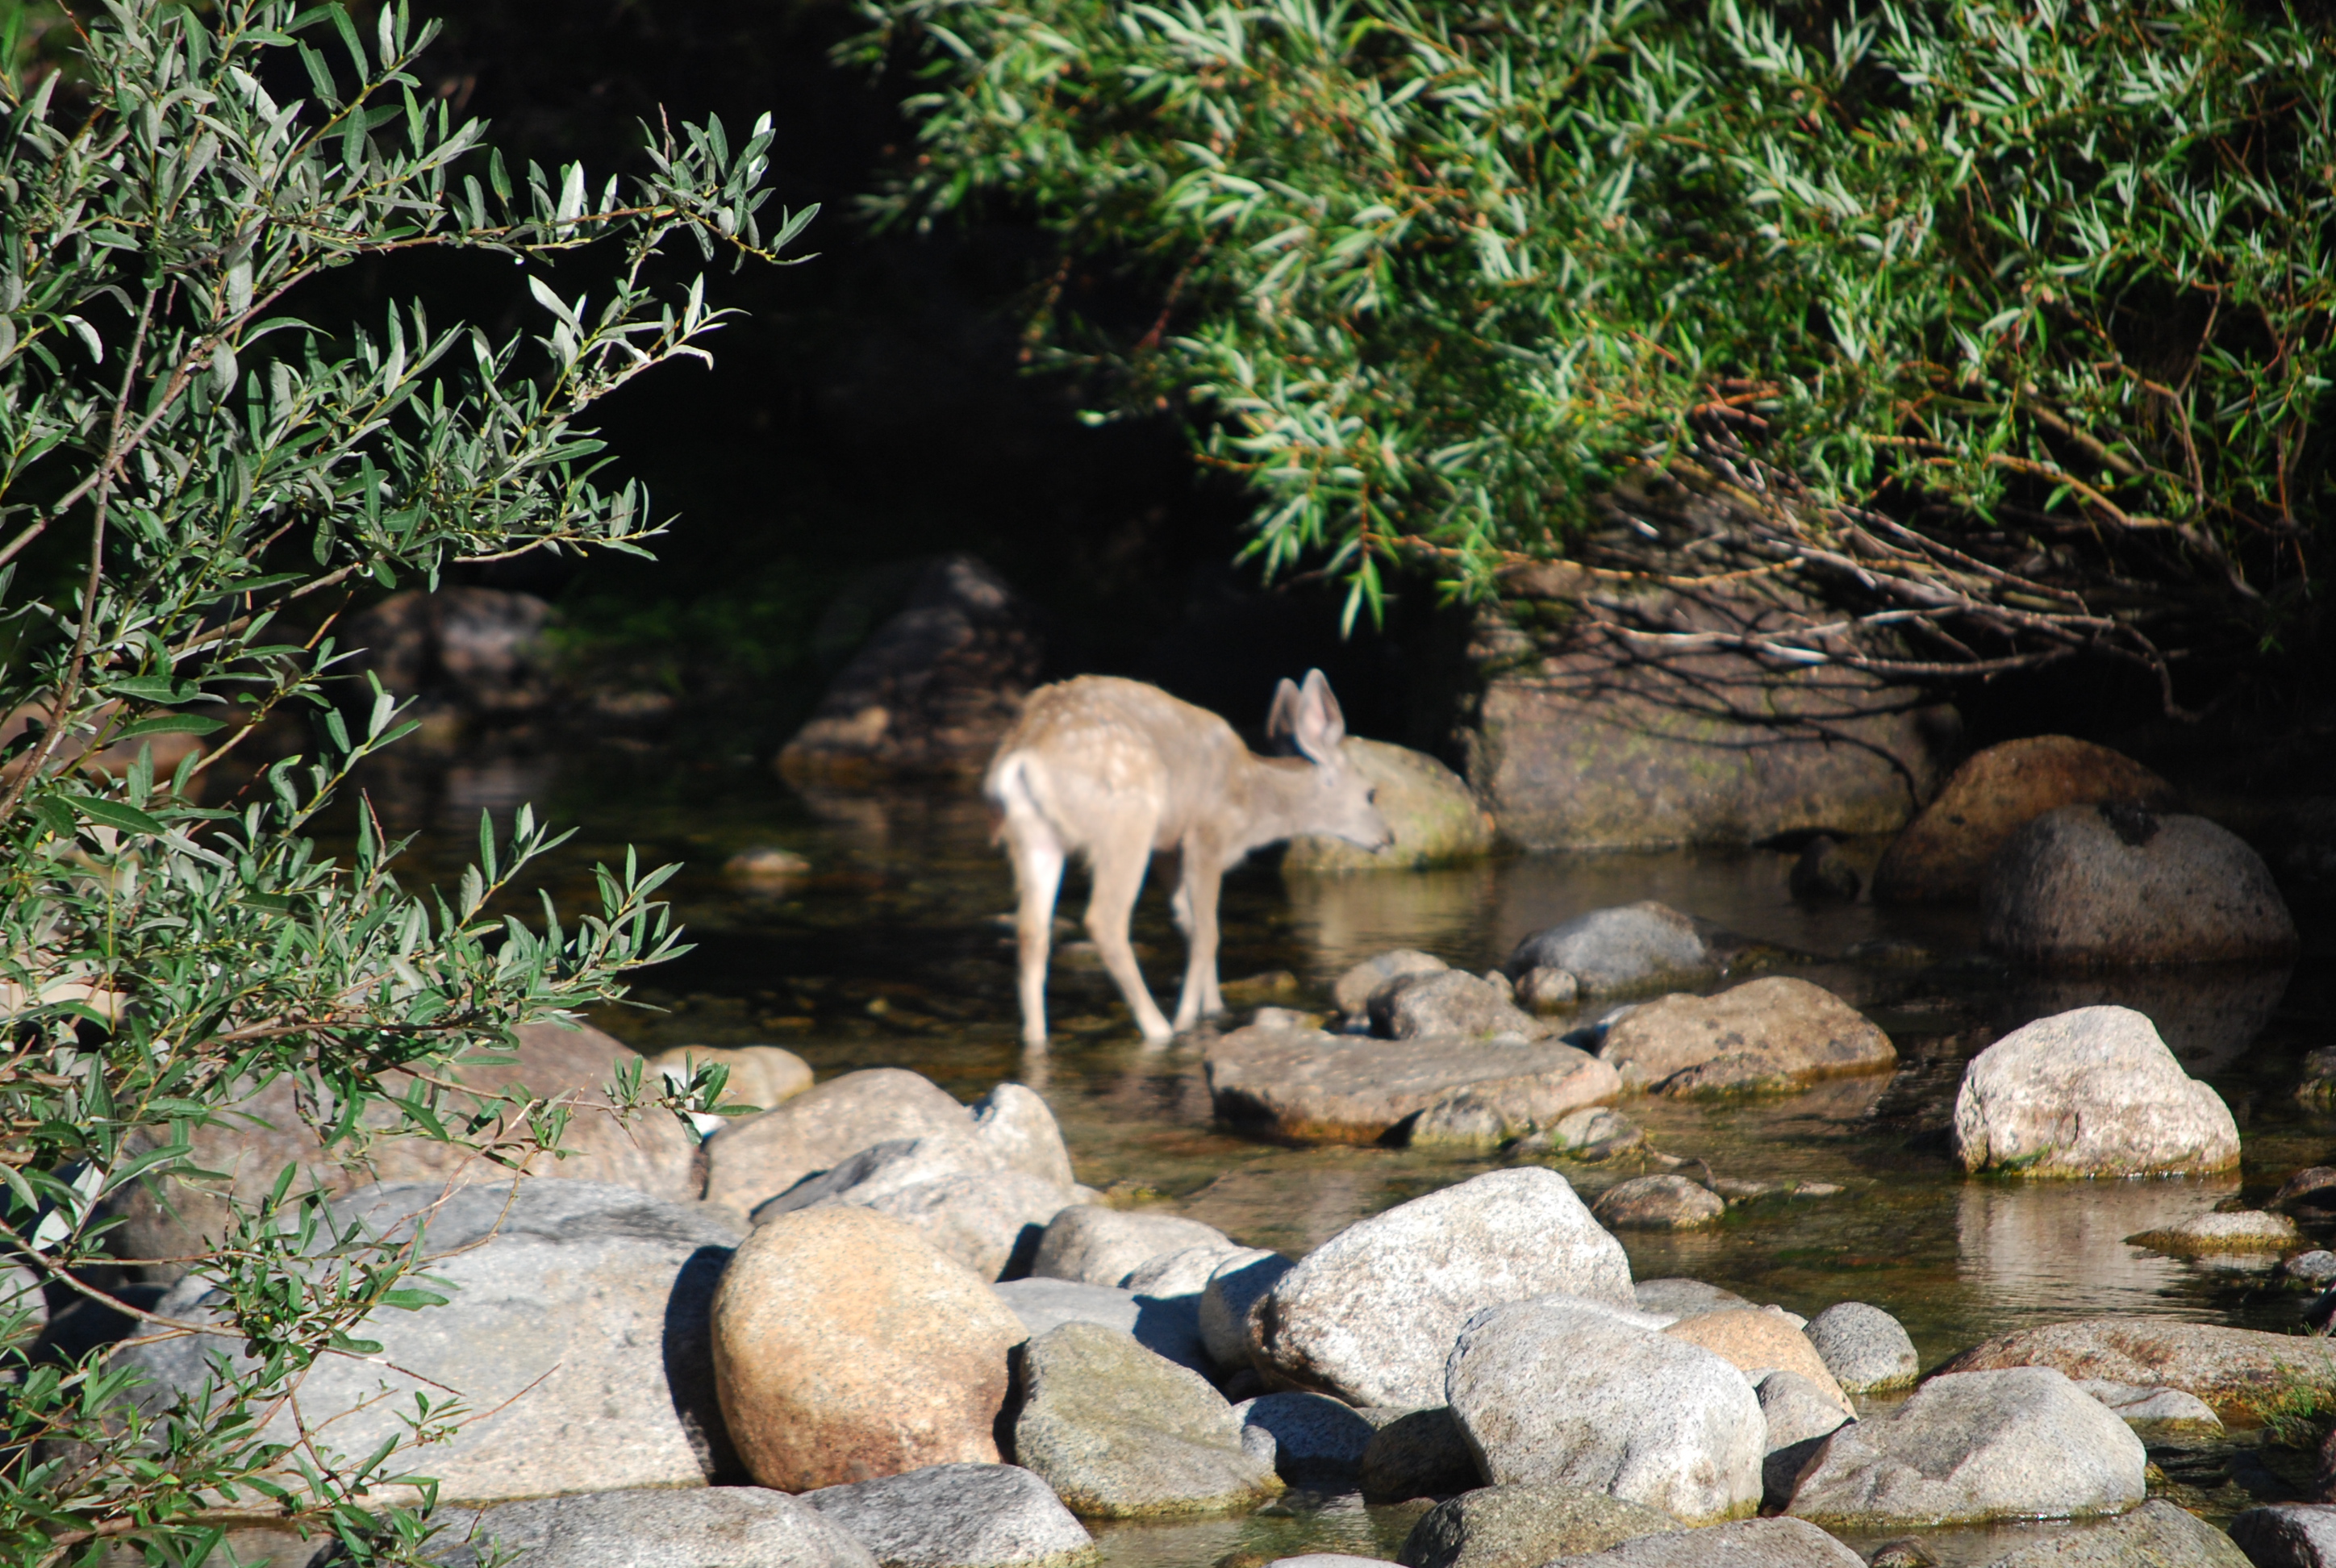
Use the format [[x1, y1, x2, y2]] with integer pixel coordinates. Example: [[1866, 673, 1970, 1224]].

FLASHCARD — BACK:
[[1266, 669, 1393, 852]]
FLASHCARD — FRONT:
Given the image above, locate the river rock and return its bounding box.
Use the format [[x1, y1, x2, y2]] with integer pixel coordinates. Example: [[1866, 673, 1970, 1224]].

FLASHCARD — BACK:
[[1371, 970, 1549, 1041], [1233, 1391, 1378, 1480], [1952, 1007, 2239, 1177], [1516, 967, 1582, 1012], [706, 1069, 984, 1218], [121, 1180, 744, 1504], [1395, 1484, 1682, 1568], [1937, 1318, 2336, 1420], [2229, 1504, 2336, 1568], [1504, 903, 1717, 999], [861, 1171, 1078, 1281], [2073, 1380, 2223, 1440], [1788, 836, 1860, 903], [1980, 1499, 2250, 1567], [1335, 950, 1450, 1019], [970, 1084, 1078, 1191], [1030, 1207, 1232, 1287], [801, 1462, 1096, 1568], [425, 1486, 878, 1568], [777, 553, 1044, 782], [1632, 1278, 1754, 1319], [1801, 1303, 1918, 1393], [1362, 1406, 1482, 1502], [1199, 1250, 1295, 1368], [105, 1021, 700, 1282], [990, 1278, 1211, 1374], [1756, 1371, 1851, 1508], [1663, 1311, 1851, 1415], [758, 1136, 1008, 1219], [1206, 1020, 1620, 1145], [1591, 1176, 1725, 1231], [2276, 1167, 2336, 1214], [1124, 1244, 1252, 1302], [1541, 1517, 1862, 1567], [1983, 804, 2300, 967], [2127, 1209, 2301, 1257], [1284, 738, 1497, 872], [1541, 1107, 1642, 1159], [1012, 1322, 1281, 1517], [1254, 1168, 1634, 1407], [712, 1205, 1026, 1491], [1596, 978, 1894, 1095], [1874, 736, 2180, 904], [1785, 1367, 2146, 1528], [1447, 1296, 1764, 1525]]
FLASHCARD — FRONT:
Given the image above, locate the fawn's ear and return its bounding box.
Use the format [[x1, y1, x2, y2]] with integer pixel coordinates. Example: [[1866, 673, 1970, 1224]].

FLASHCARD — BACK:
[[1265, 677, 1304, 753], [1274, 669, 1345, 763]]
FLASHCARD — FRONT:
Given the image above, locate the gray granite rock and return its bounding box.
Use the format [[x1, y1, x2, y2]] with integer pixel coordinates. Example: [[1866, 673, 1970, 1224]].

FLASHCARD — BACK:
[[1446, 1295, 1763, 1525], [1952, 1006, 2240, 1177], [1123, 1244, 1251, 1302], [1544, 1517, 1863, 1567], [1030, 1206, 1233, 1287], [1233, 1391, 1378, 1481], [1630, 1278, 1752, 1320], [1801, 1302, 1919, 1393], [1198, 1250, 1293, 1369], [1011, 1322, 1281, 1518], [801, 1462, 1095, 1568], [1756, 1371, 1851, 1509], [990, 1278, 1211, 1374], [1335, 949, 1450, 1019], [1372, 970, 1549, 1041], [970, 1084, 1078, 1191], [1540, 1107, 1643, 1159], [1504, 903, 1717, 999], [123, 1181, 743, 1505], [1591, 1176, 1725, 1230], [857, 1170, 1077, 1282], [1981, 1499, 2250, 1566], [1254, 1168, 1634, 1407], [2229, 1503, 2336, 1567], [1787, 1367, 2146, 1528], [2073, 1380, 2224, 1439], [756, 1136, 1003, 1218], [427, 1486, 874, 1568], [707, 1068, 980, 1218], [1396, 1483, 1680, 1568], [1362, 1405, 1482, 1503]]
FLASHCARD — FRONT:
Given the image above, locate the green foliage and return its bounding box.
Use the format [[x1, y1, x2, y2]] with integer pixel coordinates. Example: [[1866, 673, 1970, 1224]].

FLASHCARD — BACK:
[[852, 0, 2333, 636], [0, 3, 804, 1563]]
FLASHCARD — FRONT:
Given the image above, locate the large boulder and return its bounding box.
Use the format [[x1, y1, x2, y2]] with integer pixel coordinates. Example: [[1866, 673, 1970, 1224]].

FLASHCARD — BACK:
[[1029, 1207, 1232, 1287], [1873, 736, 2180, 904], [120, 1180, 745, 1505], [800, 1463, 1097, 1568], [1395, 1484, 1682, 1568], [1010, 1322, 1282, 1518], [423, 1487, 877, 1568], [1661, 1311, 1852, 1416], [1784, 1367, 2146, 1528], [1983, 805, 2299, 967], [1205, 1020, 1619, 1146], [1936, 1319, 2336, 1421], [1253, 1169, 1633, 1407], [1539, 1518, 1863, 1568], [1595, 978, 1895, 1096], [1283, 738, 1497, 871], [705, 1070, 984, 1219], [1460, 565, 1950, 850], [1446, 1297, 1763, 1526], [1801, 1303, 1918, 1393], [859, 1171, 1079, 1282], [990, 1278, 1212, 1375], [106, 1021, 699, 1282], [1952, 1006, 2239, 1177], [711, 1206, 1027, 1491], [777, 554, 1044, 782], [2229, 1504, 2336, 1568], [757, 1136, 1009, 1219], [1982, 1499, 2250, 1567], [1502, 903, 1717, 999]]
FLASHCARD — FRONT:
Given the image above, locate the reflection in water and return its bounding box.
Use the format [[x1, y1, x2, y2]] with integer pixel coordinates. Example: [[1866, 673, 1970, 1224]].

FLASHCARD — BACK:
[[1955, 1176, 2242, 1318], [1998, 966, 2293, 1076]]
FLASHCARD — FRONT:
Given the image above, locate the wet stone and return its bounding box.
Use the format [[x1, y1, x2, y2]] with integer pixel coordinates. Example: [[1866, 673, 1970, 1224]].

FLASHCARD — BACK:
[[1787, 836, 1860, 903], [1504, 902, 1717, 999], [1976, 1499, 2250, 1566], [2126, 1208, 2301, 1256], [1541, 1517, 1862, 1567], [1395, 1483, 1682, 1568], [1590, 1176, 1725, 1231], [1516, 967, 1582, 1013], [1370, 969, 1548, 1041], [2288, 1251, 2336, 1288]]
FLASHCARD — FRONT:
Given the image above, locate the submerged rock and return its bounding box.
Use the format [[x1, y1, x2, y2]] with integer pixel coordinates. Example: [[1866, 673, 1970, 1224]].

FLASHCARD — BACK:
[[1785, 1367, 2146, 1528], [1979, 1499, 2249, 1567], [1596, 977, 1895, 1095], [1395, 1483, 1681, 1568], [1447, 1296, 1764, 1526], [1591, 1176, 1725, 1231], [1787, 836, 1860, 903], [1253, 1168, 1633, 1408], [1952, 1006, 2239, 1177], [1205, 1020, 1619, 1145], [1537, 1106, 1643, 1159], [800, 1463, 1096, 1568], [425, 1487, 878, 1568], [2126, 1209, 2301, 1257], [1801, 1302, 1919, 1393], [1011, 1322, 1281, 1518], [1983, 804, 2299, 968], [1283, 738, 1497, 872], [1503, 903, 1717, 999], [1936, 1318, 2336, 1420]]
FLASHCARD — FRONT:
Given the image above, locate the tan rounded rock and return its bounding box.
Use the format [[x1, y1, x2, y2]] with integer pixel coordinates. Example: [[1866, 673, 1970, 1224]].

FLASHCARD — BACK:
[[1874, 736, 2179, 903], [1662, 1309, 1852, 1416], [706, 1068, 980, 1218], [647, 1045, 814, 1114], [1597, 977, 1895, 1096], [711, 1206, 1028, 1491]]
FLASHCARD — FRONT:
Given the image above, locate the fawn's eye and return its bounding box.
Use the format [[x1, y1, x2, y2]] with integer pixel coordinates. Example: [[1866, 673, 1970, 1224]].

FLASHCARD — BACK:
[[1366, 788, 1379, 805]]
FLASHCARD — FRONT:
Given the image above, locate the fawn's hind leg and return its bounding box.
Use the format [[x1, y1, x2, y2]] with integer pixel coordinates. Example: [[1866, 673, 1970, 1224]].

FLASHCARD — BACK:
[[1083, 818, 1174, 1045], [1002, 814, 1066, 1048]]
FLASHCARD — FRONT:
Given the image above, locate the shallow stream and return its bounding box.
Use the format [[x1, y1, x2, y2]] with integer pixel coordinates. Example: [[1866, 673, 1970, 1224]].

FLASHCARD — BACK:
[[350, 745, 2336, 1565]]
